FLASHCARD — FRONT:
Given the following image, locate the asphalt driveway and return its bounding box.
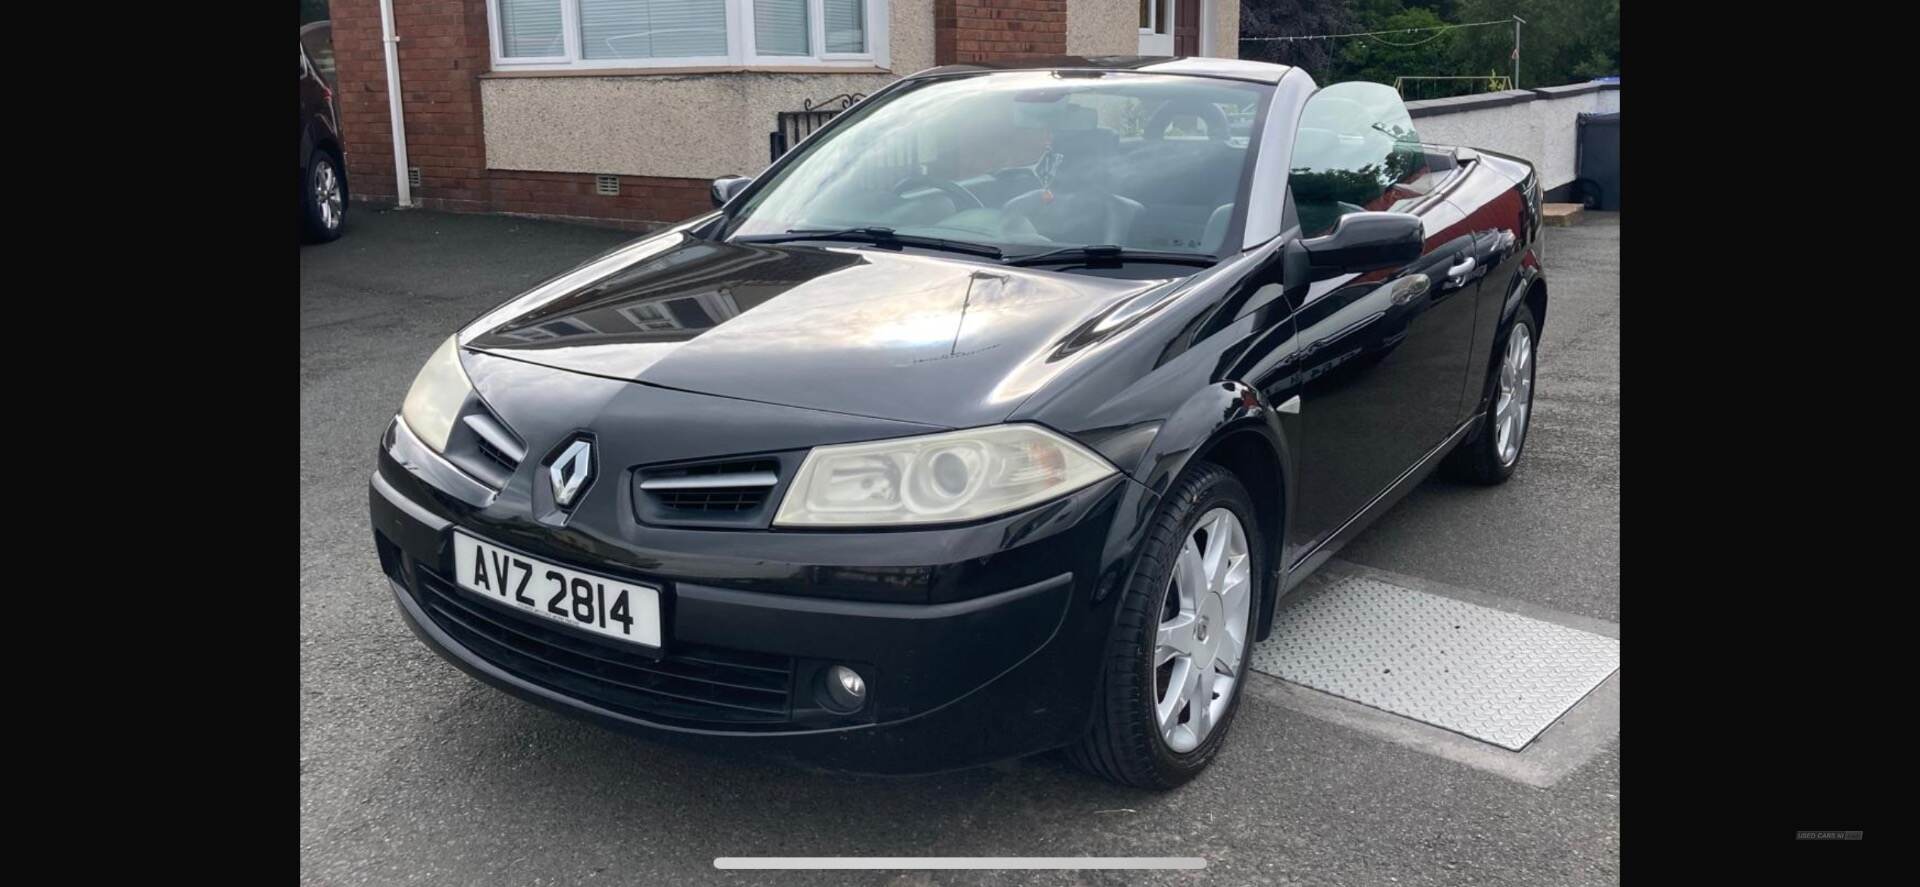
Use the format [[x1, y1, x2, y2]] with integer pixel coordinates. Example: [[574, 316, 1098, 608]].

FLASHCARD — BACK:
[[300, 207, 1620, 886]]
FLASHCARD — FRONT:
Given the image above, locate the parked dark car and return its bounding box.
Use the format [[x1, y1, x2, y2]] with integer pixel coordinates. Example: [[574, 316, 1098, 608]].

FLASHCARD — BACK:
[[300, 20, 346, 242], [369, 57, 1546, 789]]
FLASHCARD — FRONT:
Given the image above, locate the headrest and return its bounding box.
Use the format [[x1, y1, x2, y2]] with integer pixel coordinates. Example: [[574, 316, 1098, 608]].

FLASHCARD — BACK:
[[1052, 127, 1119, 160], [1203, 203, 1235, 254], [1051, 102, 1099, 131]]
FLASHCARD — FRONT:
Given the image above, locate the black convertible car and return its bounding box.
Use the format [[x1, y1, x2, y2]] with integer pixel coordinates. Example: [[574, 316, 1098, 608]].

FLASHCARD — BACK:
[[370, 57, 1545, 789]]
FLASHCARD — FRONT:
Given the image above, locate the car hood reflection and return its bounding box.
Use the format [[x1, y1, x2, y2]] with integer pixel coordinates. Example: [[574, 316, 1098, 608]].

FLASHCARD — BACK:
[[460, 233, 1179, 428]]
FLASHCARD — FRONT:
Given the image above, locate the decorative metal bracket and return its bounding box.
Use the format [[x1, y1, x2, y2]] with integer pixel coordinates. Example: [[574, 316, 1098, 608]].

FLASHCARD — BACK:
[[802, 93, 866, 112]]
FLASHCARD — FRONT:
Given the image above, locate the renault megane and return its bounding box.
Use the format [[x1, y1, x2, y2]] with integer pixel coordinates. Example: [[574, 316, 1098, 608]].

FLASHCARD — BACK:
[[369, 57, 1547, 789]]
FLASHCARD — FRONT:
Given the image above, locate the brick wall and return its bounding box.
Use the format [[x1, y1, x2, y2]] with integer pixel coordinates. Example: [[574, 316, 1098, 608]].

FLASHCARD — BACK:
[[488, 171, 714, 231], [328, 0, 405, 202], [328, 0, 709, 228], [329, 0, 490, 210], [326, 0, 1078, 227], [935, 0, 1069, 65]]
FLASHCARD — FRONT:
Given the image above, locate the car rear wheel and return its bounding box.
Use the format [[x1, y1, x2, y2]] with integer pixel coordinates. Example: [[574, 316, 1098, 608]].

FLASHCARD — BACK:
[[303, 150, 345, 242], [1443, 304, 1538, 484], [1067, 461, 1261, 789]]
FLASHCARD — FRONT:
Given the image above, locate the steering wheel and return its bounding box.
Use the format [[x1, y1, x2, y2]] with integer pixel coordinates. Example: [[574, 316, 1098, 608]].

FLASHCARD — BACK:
[[892, 174, 984, 211], [999, 188, 1141, 248], [1144, 99, 1231, 143]]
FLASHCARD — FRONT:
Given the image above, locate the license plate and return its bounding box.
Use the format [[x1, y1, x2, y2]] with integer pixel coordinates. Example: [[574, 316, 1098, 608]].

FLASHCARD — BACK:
[[452, 531, 662, 649]]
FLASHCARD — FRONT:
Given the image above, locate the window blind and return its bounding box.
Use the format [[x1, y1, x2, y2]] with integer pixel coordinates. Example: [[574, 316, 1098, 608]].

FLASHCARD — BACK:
[[498, 0, 565, 57], [580, 0, 730, 60], [754, 0, 810, 56], [824, 0, 865, 53]]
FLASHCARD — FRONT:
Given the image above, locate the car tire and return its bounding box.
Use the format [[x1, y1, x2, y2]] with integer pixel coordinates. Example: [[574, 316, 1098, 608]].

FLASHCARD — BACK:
[[1443, 304, 1539, 485], [1067, 460, 1263, 790], [303, 150, 346, 242]]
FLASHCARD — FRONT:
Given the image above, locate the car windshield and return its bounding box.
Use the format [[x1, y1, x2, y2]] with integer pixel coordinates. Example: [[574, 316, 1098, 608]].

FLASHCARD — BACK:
[[721, 72, 1271, 261]]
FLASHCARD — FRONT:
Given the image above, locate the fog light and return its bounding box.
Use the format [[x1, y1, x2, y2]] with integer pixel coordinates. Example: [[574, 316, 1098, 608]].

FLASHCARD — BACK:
[[822, 665, 867, 712]]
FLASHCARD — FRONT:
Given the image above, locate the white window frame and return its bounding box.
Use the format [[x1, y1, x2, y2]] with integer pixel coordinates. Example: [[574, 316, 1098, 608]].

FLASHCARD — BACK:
[[1138, 0, 1173, 57], [1139, 0, 1167, 36], [487, 0, 889, 71]]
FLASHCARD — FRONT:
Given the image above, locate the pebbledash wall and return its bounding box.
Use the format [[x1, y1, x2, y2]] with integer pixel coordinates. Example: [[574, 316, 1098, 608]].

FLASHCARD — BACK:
[[332, 0, 1240, 230], [1405, 81, 1620, 194]]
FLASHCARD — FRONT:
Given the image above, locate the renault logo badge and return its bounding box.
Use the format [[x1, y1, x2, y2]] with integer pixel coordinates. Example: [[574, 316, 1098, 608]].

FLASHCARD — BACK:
[[549, 439, 595, 508]]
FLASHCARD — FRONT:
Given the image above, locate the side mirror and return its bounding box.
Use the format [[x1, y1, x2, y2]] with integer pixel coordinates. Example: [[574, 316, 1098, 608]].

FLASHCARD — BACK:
[[711, 175, 752, 208], [1283, 211, 1424, 288]]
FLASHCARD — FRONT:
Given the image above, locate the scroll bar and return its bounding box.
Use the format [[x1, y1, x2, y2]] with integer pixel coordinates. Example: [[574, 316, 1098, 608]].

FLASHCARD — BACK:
[[715, 857, 1207, 870]]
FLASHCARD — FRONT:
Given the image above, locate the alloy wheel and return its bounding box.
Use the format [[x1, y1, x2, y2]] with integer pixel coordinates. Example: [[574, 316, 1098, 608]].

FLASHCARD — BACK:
[[1494, 324, 1534, 466], [1154, 507, 1253, 753], [314, 160, 342, 231]]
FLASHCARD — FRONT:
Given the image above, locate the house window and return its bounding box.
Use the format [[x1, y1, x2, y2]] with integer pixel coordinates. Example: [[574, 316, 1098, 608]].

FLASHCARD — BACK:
[[498, 0, 566, 58], [824, 0, 867, 53], [1140, 0, 1166, 34], [754, 0, 809, 56], [581, 0, 730, 59], [489, 0, 886, 69]]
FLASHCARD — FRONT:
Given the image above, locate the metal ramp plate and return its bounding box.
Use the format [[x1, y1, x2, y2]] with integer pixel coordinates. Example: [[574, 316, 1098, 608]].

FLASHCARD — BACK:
[[1248, 573, 1619, 751]]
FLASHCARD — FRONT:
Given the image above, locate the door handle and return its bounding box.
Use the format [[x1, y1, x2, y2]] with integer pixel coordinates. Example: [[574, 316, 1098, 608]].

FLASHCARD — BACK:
[[1439, 255, 1477, 293]]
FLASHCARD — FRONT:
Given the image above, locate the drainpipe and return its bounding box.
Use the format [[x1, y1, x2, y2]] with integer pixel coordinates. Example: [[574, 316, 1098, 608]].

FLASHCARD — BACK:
[[378, 0, 413, 207]]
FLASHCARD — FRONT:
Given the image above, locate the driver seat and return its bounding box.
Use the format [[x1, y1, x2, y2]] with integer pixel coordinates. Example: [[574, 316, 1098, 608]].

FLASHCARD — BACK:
[[1002, 127, 1142, 246]]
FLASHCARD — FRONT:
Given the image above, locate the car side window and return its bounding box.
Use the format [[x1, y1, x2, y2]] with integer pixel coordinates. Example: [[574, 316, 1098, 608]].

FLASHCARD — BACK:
[[301, 25, 337, 88], [1288, 82, 1430, 237]]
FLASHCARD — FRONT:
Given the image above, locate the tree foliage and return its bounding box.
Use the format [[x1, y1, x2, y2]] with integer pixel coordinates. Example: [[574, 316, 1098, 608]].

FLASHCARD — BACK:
[[1333, 6, 1453, 88], [1239, 0, 1620, 96], [1448, 0, 1620, 86], [1240, 0, 1358, 75]]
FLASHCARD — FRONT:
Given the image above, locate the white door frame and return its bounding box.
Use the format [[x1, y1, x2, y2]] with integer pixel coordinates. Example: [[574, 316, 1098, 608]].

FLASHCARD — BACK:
[[1199, 0, 1214, 58], [1139, 0, 1173, 57], [1139, 0, 1212, 58]]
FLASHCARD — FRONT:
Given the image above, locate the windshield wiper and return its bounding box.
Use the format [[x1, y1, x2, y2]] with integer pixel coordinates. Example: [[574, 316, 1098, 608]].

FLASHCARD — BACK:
[[734, 227, 1003, 260], [1002, 244, 1218, 268]]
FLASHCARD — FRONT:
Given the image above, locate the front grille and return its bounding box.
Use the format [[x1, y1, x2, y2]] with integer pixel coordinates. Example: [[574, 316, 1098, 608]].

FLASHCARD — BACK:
[[656, 487, 769, 513], [411, 566, 795, 728], [443, 411, 525, 489], [473, 435, 517, 474], [635, 456, 792, 528]]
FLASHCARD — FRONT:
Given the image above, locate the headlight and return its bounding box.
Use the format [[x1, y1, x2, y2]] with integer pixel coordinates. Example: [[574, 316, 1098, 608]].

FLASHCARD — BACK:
[[399, 335, 473, 453], [773, 424, 1117, 527]]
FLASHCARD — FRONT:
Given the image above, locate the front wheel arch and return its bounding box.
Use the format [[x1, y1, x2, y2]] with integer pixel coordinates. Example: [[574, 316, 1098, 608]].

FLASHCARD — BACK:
[[1189, 428, 1287, 643], [1119, 384, 1292, 644]]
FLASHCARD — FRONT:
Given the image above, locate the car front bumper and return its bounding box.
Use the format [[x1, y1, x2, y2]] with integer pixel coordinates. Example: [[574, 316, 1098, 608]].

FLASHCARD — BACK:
[[369, 424, 1156, 774]]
